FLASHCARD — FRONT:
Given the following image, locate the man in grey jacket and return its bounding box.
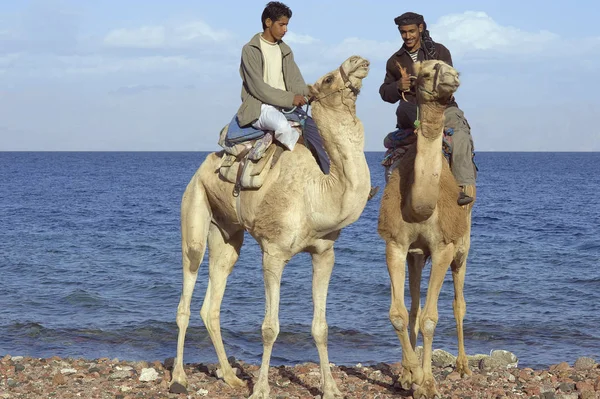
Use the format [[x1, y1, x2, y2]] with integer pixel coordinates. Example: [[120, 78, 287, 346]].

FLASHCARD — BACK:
[[237, 1, 310, 151]]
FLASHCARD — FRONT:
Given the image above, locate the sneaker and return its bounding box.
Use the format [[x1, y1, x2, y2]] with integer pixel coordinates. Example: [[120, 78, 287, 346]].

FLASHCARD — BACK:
[[457, 191, 474, 206], [368, 186, 380, 201]]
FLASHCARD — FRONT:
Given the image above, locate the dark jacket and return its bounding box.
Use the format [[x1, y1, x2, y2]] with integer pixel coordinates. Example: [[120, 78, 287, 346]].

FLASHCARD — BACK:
[[379, 42, 455, 106], [237, 33, 310, 127]]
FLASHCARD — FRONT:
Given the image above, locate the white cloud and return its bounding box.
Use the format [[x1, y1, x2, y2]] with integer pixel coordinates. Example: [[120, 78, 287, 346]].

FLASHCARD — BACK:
[[104, 26, 166, 49], [284, 32, 317, 45], [430, 11, 558, 57], [326, 37, 397, 62], [173, 21, 231, 43], [320, 11, 573, 63], [103, 20, 232, 49]]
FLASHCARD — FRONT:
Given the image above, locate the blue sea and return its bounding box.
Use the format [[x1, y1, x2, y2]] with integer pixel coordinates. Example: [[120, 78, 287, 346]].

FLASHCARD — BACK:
[[0, 152, 599, 370]]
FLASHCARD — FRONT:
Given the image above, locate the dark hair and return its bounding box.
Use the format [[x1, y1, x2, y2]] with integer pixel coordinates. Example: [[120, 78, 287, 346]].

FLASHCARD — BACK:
[[394, 12, 437, 60], [261, 2, 292, 30]]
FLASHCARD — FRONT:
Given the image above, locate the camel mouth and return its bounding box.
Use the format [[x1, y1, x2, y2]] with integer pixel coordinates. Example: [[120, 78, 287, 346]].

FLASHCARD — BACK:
[[352, 60, 370, 79]]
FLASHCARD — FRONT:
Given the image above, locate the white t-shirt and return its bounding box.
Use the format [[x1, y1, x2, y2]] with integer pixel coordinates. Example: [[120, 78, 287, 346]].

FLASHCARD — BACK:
[[259, 35, 286, 91]]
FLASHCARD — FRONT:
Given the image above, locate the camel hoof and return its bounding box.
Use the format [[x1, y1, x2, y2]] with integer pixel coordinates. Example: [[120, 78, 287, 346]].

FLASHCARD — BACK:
[[413, 380, 439, 399], [248, 391, 269, 399], [169, 382, 188, 394], [225, 375, 248, 389], [322, 388, 344, 399]]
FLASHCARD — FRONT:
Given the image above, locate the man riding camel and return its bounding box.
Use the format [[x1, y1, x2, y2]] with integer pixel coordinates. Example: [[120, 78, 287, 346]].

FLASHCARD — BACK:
[[236, 1, 378, 199], [379, 12, 476, 206]]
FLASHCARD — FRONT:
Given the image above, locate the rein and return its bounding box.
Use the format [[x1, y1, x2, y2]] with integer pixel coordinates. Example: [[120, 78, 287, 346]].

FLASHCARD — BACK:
[[308, 66, 360, 105]]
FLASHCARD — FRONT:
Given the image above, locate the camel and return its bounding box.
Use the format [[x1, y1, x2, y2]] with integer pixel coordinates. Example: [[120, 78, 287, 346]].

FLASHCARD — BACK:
[[170, 55, 372, 399], [377, 60, 476, 399]]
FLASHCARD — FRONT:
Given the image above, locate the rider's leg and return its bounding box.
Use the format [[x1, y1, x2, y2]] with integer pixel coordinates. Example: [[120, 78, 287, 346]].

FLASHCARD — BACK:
[[444, 106, 477, 206], [252, 104, 299, 150]]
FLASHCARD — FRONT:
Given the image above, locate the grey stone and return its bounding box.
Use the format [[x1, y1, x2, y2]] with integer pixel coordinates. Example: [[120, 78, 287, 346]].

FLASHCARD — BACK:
[[574, 357, 596, 370], [432, 349, 456, 368], [489, 350, 519, 368]]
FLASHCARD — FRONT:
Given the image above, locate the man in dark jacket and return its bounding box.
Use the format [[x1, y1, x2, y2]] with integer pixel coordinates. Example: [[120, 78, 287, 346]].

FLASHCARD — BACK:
[[379, 12, 476, 206]]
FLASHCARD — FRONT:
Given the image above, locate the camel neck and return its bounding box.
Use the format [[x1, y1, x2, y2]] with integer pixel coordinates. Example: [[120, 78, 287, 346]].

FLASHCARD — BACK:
[[307, 104, 370, 223], [409, 102, 445, 219]]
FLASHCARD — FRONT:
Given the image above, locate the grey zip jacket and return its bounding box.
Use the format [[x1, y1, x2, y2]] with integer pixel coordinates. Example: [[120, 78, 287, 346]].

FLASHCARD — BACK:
[[237, 33, 310, 127]]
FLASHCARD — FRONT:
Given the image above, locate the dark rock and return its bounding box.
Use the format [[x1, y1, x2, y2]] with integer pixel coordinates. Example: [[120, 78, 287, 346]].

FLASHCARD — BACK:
[[169, 382, 187, 394], [163, 357, 175, 371], [558, 382, 575, 392]]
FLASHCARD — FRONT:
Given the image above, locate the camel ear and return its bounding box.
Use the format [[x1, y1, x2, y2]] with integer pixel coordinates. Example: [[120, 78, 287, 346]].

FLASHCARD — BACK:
[[413, 61, 422, 76]]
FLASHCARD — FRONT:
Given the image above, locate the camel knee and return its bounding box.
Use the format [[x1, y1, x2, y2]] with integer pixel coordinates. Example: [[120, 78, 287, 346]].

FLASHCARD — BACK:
[[176, 303, 191, 328], [311, 322, 328, 346], [261, 322, 279, 344], [389, 309, 409, 332], [420, 318, 437, 338], [201, 307, 220, 333]]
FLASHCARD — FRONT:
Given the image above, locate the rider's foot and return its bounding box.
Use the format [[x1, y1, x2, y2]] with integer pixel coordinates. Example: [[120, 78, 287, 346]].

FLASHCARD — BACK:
[[368, 186, 380, 201], [457, 191, 474, 206]]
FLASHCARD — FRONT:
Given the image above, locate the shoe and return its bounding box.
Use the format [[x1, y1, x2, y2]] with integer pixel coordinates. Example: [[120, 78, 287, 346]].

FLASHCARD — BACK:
[[457, 191, 474, 206], [368, 186, 380, 201]]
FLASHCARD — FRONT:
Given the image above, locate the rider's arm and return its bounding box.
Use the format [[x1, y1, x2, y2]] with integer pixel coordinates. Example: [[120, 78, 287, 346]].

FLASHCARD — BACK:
[[379, 57, 403, 104]]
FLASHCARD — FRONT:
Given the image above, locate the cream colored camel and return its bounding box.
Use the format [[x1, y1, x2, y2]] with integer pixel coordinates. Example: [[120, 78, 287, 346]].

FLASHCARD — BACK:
[[170, 55, 372, 399], [378, 60, 476, 399]]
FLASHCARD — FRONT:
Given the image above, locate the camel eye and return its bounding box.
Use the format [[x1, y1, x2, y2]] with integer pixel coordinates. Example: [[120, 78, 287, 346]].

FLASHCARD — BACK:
[[324, 75, 334, 84]]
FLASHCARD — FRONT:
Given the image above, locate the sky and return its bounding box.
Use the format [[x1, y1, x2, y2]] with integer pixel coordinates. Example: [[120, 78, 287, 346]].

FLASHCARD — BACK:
[[1, 0, 599, 151]]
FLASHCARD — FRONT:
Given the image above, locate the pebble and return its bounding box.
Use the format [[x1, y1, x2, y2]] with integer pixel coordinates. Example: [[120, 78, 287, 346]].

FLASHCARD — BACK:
[[109, 370, 133, 380], [61, 368, 77, 375], [52, 373, 66, 386]]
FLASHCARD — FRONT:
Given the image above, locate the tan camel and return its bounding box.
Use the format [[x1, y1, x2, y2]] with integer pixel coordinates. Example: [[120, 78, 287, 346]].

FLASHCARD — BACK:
[[377, 60, 476, 399], [170, 55, 372, 399]]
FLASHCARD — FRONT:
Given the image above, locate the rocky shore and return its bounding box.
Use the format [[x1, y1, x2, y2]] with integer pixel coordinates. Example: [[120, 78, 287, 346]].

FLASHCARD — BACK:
[[1, 350, 599, 398]]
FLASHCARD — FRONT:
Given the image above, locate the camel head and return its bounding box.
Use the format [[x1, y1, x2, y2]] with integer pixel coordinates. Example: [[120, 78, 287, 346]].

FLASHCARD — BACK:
[[308, 55, 370, 107], [413, 60, 460, 105]]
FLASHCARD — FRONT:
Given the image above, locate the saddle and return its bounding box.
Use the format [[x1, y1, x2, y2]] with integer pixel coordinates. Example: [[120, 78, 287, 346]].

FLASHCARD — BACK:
[[381, 127, 454, 169], [217, 114, 302, 196]]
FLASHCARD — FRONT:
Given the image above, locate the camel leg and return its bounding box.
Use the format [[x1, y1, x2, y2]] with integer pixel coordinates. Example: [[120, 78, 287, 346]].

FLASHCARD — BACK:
[[171, 181, 211, 392], [386, 242, 423, 390], [407, 252, 425, 349], [452, 208, 473, 377], [249, 252, 287, 399], [200, 225, 246, 388], [311, 245, 343, 399], [414, 245, 455, 399]]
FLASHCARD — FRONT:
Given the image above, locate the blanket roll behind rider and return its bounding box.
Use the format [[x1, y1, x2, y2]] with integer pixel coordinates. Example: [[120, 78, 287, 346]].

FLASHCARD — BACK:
[[379, 12, 477, 206]]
